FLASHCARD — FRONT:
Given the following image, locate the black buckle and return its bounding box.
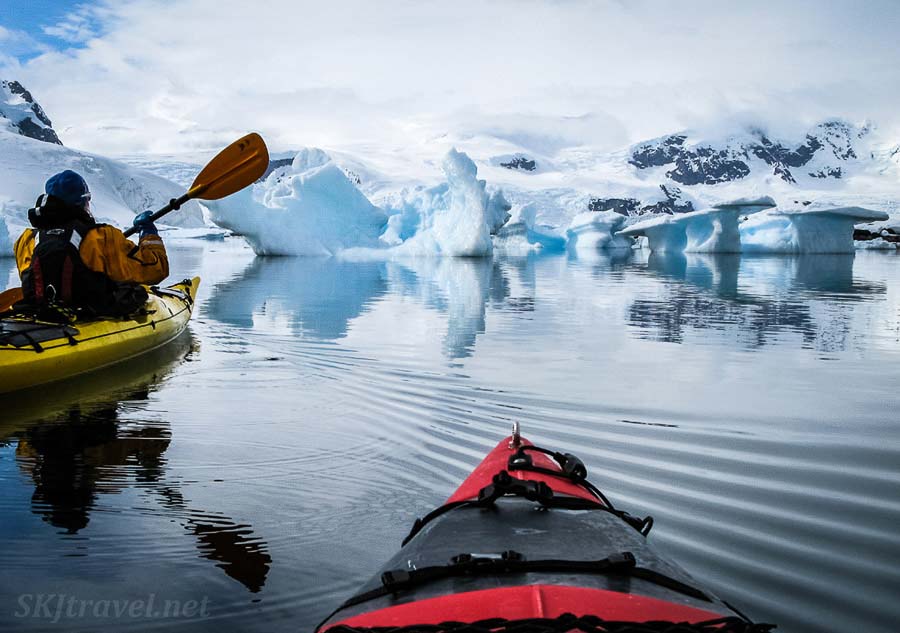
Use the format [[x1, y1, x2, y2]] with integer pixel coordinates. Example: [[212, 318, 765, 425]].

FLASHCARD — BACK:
[[380, 569, 411, 587]]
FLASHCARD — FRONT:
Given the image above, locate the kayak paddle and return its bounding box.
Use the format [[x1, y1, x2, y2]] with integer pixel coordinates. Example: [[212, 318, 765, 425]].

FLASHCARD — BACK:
[[0, 287, 24, 312], [123, 132, 269, 237]]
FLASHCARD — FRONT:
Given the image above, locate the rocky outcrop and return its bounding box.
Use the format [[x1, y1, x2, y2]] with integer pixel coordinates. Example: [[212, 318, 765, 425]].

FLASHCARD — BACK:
[[628, 120, 867, 186], [588, 184, 694, 217], [0, 80, 62, 145], [500, 156, 536, 171]]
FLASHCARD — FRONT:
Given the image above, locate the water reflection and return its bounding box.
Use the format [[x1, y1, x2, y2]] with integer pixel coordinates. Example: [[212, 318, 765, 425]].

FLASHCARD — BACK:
[[206, 257, 520, 359], [627, 253, 887, 351], [204, 258, 388, 341], [387, 258, 496, 358], [3, 337, 271, 593]]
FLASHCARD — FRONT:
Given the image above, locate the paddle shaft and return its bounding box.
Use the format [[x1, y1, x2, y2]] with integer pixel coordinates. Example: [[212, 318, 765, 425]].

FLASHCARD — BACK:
[[122, 191, 193, 238]]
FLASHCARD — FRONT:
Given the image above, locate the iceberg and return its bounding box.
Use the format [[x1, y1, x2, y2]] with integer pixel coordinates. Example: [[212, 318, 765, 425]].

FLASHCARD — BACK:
[[210, 148, 507, 258], [617, 197, 775, 253], [207, 148, 388, 256], [566, 211, 633, 252], [0, 213, 11, 257], [855, 237, 898, 250], [740, 206, 889, 254], [388, 149, 509, 257], [493, 203, 565, 255]]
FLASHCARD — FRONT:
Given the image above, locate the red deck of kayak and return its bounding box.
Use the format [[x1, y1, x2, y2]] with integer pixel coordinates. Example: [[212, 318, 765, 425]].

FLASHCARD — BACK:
[[446, 436, 600, 504], [324, 434, 726, 629], [330, 585, 724, 628]]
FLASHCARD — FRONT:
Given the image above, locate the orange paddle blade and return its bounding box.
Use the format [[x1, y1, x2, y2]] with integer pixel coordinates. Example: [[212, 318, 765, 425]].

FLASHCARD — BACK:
[[188, 132, 269, 201], [0, 287, 24, 312]]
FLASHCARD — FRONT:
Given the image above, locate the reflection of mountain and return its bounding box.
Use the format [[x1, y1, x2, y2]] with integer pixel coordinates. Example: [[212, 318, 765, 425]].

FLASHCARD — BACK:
[[205, 257, 388, 340], [7, 341, 271, 594], [627, 254, 887, 351]]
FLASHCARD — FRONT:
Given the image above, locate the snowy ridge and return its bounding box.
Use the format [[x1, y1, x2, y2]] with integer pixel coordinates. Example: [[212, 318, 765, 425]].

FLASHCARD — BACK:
[[0, 129, 205, 255], [0, 80, 62, 146]]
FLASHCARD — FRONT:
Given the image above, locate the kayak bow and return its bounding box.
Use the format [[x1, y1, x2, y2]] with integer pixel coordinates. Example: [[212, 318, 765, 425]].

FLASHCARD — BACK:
[[318, 426, 772, 632]]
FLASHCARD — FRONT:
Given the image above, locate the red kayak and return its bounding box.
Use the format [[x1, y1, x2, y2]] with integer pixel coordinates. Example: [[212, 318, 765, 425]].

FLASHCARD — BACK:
[[317, 425, 773, 632]]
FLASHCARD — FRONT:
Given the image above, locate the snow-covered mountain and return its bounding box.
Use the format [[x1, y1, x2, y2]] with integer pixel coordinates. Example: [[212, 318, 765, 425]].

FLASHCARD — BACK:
[[0, 80, 62, 146], [0, 80, 206, 255]]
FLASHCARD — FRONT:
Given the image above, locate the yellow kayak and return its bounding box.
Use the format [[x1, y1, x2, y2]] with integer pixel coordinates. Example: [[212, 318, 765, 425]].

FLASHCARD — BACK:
[[0, 277, 200, 394]]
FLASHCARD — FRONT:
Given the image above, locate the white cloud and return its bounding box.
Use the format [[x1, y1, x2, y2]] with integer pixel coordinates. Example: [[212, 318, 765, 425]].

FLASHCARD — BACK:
[[9, 0, 900, 155]]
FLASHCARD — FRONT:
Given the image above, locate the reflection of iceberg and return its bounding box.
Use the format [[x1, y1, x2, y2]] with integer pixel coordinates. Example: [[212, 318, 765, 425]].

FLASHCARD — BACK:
[[628, 253, 884, 350], [646, 252, 741, 297], [205, 257, 387, 340], [566, 211, 633, 252], [618, 198, 775, 253], [741, 207, 890, 254], [387, 258, 495, 359]]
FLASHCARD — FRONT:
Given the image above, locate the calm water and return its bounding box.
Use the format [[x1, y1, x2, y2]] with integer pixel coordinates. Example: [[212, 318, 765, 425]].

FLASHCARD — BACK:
[[1, 242, 899, 633]]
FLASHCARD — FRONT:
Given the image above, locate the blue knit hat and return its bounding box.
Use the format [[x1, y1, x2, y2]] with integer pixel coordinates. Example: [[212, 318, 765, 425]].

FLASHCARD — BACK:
[[45, 170, 91, 207]]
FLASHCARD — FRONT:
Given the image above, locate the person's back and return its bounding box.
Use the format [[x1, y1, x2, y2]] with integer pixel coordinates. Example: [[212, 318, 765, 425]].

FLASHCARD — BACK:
[[13, 170, 169, 318]]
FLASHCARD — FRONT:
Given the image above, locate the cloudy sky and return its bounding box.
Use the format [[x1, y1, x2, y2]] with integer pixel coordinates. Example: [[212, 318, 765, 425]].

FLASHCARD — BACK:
[[2, 0, 899, 156]]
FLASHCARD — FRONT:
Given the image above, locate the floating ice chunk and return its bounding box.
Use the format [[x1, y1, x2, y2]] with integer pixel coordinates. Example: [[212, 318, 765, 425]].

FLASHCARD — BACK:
[[0, 213, 11, 257], [855, 238, 898, 250], [741, 206, 889, 254], [566, 211, 633, 251], [389, 149, 508, 257], [207, 148, 388, 256], [618, 204, 765, 253], [493, 203, 565, 255]]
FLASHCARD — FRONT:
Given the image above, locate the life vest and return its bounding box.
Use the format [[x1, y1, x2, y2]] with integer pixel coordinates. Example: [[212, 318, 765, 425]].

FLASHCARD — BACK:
[[20, 221, 148, 318]]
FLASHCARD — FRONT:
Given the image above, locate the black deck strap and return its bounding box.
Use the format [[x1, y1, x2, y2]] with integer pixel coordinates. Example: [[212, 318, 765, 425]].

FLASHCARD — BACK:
[[321, 614, 776, 633], [401, 472, 606, 547], [507, 445, 654, 536], [0, 320, 81, 351], [329, 551, 717, 624], [20, 329, 44, 353], [150, 282, 192, 305]]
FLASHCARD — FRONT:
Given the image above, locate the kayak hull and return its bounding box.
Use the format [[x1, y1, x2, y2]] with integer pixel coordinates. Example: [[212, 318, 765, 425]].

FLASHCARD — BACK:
[[0, 277, 199, 394], [319, 435, 749, 630]]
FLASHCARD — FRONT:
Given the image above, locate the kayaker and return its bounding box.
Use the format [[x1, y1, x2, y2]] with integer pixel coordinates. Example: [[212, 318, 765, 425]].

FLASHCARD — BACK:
[[13, 170, 169, 317]]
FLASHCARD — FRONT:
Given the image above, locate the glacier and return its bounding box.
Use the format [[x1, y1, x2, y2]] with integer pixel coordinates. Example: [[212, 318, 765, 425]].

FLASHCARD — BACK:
[[0, 129, 205, 255]]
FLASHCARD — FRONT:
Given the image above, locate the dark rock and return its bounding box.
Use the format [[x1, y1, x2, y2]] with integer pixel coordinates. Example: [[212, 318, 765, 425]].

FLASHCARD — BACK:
[[809, 166, 842, 179], [640, 184, 694, 214], [629, 135, 687, 169], [500, 156, 536, 171], [628, 121, 863, 186], [588, 196, 639, 215], [343, 169, 362, 185], [1, 79, 63, 145], [665, 146, 751, 185], [748, 134, 822, 182], [588, 184, 693, 217]]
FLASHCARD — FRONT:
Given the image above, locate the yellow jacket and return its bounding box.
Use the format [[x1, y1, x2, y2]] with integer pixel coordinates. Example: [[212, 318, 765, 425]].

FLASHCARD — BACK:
[[15, 225, 169, 286]]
